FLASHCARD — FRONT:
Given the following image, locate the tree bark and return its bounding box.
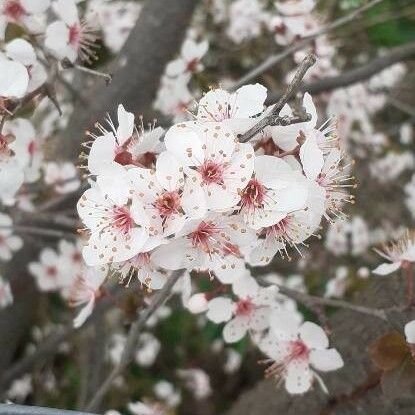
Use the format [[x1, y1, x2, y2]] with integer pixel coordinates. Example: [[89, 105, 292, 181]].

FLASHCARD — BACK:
[[226, 277, 415, 415]]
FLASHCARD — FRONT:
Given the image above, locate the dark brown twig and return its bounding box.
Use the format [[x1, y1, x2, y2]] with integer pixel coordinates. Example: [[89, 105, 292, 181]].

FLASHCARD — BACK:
[[238, 54, 316, 143]]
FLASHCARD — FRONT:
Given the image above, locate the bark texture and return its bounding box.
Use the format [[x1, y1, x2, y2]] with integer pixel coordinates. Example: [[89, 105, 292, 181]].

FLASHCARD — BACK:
[[226, 277, 415, 415]]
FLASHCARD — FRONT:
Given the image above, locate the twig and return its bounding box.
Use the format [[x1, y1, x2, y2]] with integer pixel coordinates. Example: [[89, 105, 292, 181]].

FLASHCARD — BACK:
[[238, 54, 316, 143], [0, 225, 76, 240], [278, 285, 388, 321], [0, 287, 123, 394], [266, 41, 415, 103], [85, 269, 184, 411], [0, 404, 97, 415], [231, 0, 384, 89]]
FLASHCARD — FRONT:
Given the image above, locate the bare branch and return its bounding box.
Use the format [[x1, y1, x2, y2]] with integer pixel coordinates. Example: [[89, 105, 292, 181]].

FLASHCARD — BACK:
[[266, 41, 415, 103], [231, 0, 384, 90], [0, 288, 123, 393], [238, 54, 316, 143], [86, 269, 184, 412], [0, 404, 97, 415], [278, 286, 388, 321]]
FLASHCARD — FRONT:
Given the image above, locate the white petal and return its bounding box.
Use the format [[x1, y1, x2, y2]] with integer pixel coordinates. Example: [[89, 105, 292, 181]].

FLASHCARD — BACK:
[[165, 59, 186, 77], [45, 21, 70, 60], [309, 348, 344, 372], [299, 322, 329, 350], [156, 151, 184, 191], [181, 180, 207, 219], [116, 104, 135, 145], [206, 297, 233, 323], [405, 320, 415, 343], [254, 155, 294, 187], [0, 59, 29, 98], [233, 84, 267, 118], [5, 39, 36, 65], [223, 317, 249, 343], [269, 309, 302, 341], [250, 308, 271, 331], [96, 164, 130, 206], [53, 0, 79, 25], [232, 274, 258, 298], [372, 262, 401, 276], [150, 239, 190, 270], [22, 0, 50, 14], [300, 134, 324, 181], [164, 123, 204, 166], [73, 297, 95, 328], [197, 89, 232, 123], [285, 360, 312, 394]]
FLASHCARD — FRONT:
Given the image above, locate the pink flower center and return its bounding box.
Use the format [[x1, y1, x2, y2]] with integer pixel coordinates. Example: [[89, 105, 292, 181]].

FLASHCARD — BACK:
[[28, 140, 37, 156], [154, 191, 181, 217], [0, 135, 11, 157], [190, 221, 220, 253], [265, 217, 291, 237], [136, 151, 156, 168], [317, 173, 329, 187], [223, 242, 241, 257], [198, 160, 225, 185], [235, 298, 254, 317], [69, 24, 81, 48], [4, 0, 25, 20], [72, 251, 82, 263], [112, 206, 133, 235], [241, 178, 266, 209], [114, 150, 133, 166], [186, 58, 199, 73], [46, 266, 57, 278], [287, 340, 309, 362]]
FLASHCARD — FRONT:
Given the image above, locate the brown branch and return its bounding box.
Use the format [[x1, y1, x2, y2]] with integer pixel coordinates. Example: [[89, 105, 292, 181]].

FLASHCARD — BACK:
[[278, 286, 388, 321], [0, 404, 98, 415], [85, 269, 184, 412], [239, 54, 316, 143], [0, 288, 123, 394], [266, 41, 415, 104], [231, 0, 384, 90]]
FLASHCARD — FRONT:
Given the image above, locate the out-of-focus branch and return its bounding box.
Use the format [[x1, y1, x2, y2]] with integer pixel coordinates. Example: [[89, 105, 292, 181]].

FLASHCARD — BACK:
[[86, 269, 184, 412], [266, 41, 415, 104], [278, 286, 388, 321], [0, 404, 97, 415], [239, 54, 316, 143], [0, 288, 122, 394], [231, 0, 384, 89]]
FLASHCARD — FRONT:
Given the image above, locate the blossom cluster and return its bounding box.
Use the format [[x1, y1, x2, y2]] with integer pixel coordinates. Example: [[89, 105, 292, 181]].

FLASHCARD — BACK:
[[76, 83, 350, 393]]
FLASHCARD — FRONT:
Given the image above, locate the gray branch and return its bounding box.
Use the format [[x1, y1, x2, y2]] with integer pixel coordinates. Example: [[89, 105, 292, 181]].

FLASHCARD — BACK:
[[0, 404, 97, 415], [85, 269, 184, 412], [266, 41, 415, 104]]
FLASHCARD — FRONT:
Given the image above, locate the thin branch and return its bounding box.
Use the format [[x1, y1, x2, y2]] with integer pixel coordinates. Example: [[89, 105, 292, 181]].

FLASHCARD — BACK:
[[85, 269, 184, 411], [231, 0, 384, 89], [266, 41, 415, 103], [0, 404, 97, 415], [278, 285, 388, 321], [0, 288, 123, 393], [0, 225, 77, 240], [239, 54, 316, 143]]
